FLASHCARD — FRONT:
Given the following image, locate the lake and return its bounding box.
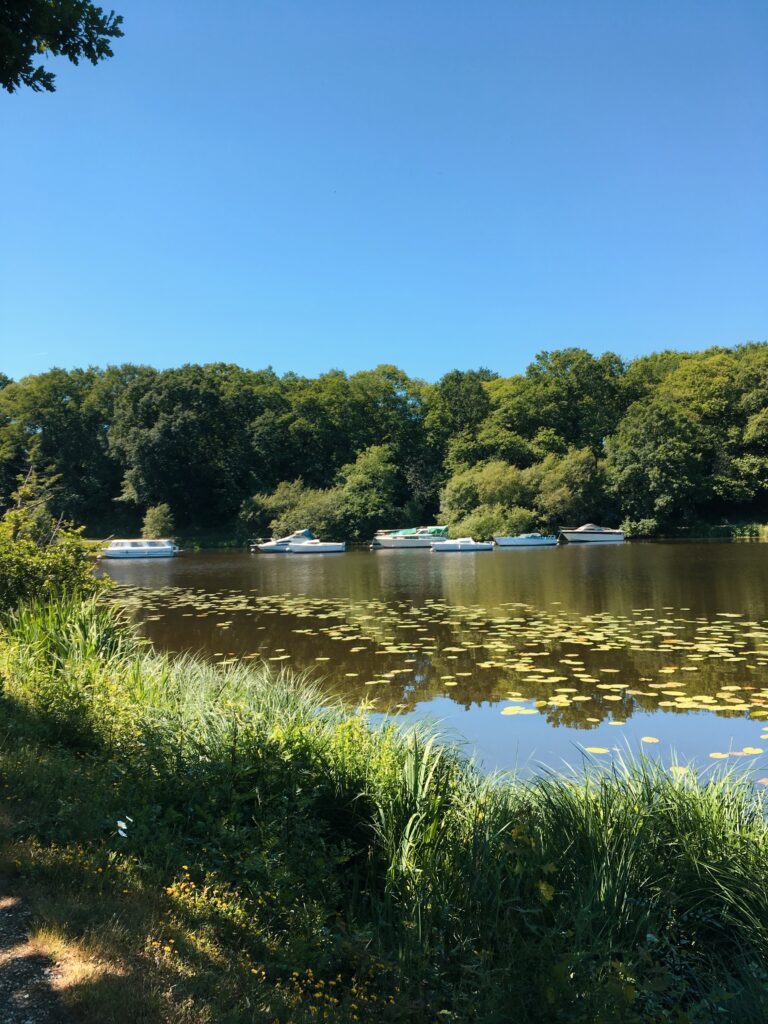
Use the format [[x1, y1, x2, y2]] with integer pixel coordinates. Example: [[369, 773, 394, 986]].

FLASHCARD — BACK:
[[101, 542, 768, 777]]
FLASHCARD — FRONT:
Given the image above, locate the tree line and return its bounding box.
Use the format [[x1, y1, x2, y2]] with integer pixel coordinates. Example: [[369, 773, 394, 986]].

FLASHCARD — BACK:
[[1, 343, 767, 540]]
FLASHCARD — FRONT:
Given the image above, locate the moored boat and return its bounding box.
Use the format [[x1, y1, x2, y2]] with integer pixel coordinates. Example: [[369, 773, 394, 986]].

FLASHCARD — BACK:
[[494, 532, 558, 547], [559, 523, 625, 544], [431, 537, 494, 552], [371, 525, 449, 549], [254, 529, 316, 553], [101, 538, 180, 559], [253, 529, 345, 553], [286, 538, 345, 553]]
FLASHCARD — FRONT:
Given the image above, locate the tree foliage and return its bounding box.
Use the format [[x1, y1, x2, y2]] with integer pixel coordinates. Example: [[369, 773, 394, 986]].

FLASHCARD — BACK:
[[0, 468, 103, 609], [605, 399, 713, 531], [142, 503, 174, 539], [0, 344, 767, 540], [0, 0, 123, 93], [244, 445, 404, 542]]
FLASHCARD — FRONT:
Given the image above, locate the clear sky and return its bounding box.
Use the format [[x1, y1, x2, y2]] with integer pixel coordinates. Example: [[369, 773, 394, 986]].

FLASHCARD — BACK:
[[1, 0, 766, 382]]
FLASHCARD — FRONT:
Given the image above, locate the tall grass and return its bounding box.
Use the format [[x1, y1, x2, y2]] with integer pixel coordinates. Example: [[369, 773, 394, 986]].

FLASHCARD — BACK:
[[689, 522, 768, 540], [2, 596, 768, 1021]]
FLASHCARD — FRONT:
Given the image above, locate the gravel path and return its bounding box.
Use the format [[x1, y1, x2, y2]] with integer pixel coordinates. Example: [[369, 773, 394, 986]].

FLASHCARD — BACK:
[[0, 889, 71, 1024]]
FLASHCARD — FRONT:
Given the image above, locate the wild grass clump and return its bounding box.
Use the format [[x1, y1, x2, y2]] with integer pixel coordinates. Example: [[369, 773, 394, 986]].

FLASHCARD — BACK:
[[688, 521, 768, 541], [2, 597, 768, 1022]]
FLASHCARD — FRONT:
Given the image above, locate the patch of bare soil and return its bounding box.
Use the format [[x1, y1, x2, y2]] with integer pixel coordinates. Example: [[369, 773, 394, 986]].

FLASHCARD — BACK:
[[0, 890, 72, 1024]]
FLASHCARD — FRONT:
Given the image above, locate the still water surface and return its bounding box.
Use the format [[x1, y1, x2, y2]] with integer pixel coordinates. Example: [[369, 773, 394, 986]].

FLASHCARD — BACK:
[[102, 544, 768, 776]]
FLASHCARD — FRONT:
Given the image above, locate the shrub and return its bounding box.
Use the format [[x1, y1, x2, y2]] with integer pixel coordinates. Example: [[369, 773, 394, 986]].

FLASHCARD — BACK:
[[452, 503, 537, 539], [621, 517, 659, 538], [0, 534, 103, 612], [0, 469, 104, 611], [142, 502, 175, 538]]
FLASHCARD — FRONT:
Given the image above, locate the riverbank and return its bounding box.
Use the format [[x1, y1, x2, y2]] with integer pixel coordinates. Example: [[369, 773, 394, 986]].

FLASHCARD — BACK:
[[84, 526, 251, 551], [688, 522, 768, 540], [83, 521, 768, 551], [2, 597, 768, 1023]]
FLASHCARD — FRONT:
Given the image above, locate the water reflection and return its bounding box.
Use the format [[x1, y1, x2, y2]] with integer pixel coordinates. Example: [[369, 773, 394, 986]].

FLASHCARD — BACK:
[[102, 544, 768, 772]]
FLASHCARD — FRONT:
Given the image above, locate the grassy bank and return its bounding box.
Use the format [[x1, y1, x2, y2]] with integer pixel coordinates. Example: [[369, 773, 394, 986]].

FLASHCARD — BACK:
[[621, 522, 768, 541], [694, 522, 768, 541], [2, 598, 768, 1022]]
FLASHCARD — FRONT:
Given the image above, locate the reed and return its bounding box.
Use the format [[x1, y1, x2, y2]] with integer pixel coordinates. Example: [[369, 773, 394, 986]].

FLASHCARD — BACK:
[[2, 596, 768, 1022]]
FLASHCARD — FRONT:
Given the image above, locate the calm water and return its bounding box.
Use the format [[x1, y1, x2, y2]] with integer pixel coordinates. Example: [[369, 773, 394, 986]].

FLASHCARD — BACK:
[[102, 543, 768, 776]]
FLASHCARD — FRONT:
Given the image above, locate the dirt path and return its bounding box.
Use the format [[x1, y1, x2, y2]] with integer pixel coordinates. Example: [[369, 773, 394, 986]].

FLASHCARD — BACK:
[[0, 889, 71, 1024]]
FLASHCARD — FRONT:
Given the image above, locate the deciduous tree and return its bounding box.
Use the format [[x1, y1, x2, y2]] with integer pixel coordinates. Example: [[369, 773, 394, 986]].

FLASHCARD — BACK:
[[0, 0, 123, 93]]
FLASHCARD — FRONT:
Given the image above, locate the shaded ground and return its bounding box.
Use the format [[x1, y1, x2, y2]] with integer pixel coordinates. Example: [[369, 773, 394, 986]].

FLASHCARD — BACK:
[[0, 888, 71, 1024]]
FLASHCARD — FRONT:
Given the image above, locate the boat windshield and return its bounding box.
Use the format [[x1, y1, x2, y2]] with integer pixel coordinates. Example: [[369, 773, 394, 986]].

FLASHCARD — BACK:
[[390, 526, 449, 537]]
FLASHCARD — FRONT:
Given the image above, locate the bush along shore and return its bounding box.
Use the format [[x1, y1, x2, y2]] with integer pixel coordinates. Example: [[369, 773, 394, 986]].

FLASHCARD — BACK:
[[1, 598, 768, 1023]]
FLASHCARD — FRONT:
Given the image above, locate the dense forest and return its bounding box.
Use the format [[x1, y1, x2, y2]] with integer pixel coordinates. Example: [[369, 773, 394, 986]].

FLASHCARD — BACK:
[[1, 343, 767, 540]]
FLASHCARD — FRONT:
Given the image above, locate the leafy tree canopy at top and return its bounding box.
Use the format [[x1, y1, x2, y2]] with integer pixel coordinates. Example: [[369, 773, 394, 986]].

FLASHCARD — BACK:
[[0, 0, 123, 93]]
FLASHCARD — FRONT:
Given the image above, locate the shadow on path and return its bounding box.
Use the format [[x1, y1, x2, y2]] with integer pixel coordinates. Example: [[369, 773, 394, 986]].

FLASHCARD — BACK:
[[0, 889, 72, 1024]]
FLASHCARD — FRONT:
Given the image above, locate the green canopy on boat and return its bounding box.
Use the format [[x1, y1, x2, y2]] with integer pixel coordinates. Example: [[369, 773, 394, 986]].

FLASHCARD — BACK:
[[391, 526, 448, 537]]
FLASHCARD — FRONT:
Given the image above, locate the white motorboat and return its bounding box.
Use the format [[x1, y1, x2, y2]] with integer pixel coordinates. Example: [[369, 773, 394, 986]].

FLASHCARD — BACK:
[[254, 529, 345, 553], [101, 538, 179, 559], [254, 529, 313, 552], [371, 526, 448, 549], [494, 532, 558, 547], [431, 537, 494, 552], [286, 539, 345, 553], [559, 523, 625, 544]]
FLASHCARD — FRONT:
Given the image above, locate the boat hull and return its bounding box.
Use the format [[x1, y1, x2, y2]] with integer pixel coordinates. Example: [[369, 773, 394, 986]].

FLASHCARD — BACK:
[[560, 531, 624, 544], [286, 542, 345, 553], [494, 535, 557, 547], [101, 549, 178, 558], [432, 541, 494, 552], [372, 536, 436, 549], [255, 538, 345, 553]]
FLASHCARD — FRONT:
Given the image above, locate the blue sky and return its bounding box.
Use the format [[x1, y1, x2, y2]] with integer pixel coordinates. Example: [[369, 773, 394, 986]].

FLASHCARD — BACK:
[[1, 0, 766, 382]]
